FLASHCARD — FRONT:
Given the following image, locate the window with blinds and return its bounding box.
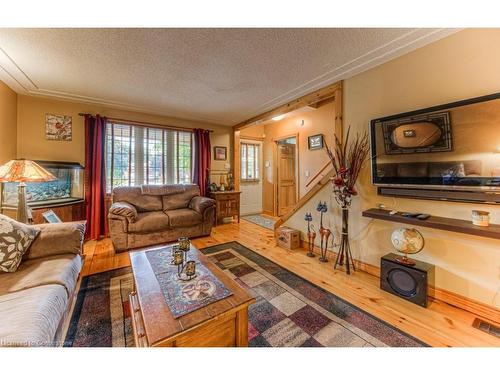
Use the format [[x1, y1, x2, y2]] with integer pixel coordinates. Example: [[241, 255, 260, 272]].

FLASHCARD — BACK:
[[105, 122, 193, 193], [240, 142, 260, 181]]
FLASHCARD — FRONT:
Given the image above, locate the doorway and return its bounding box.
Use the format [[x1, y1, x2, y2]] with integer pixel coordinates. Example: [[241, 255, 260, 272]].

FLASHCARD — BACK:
[[239, 139, 263, 215], [274, 135, 298, 217]]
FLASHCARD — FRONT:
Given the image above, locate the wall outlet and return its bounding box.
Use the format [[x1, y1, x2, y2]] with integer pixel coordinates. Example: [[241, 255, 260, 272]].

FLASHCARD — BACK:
[[305, 170, 310, 177]]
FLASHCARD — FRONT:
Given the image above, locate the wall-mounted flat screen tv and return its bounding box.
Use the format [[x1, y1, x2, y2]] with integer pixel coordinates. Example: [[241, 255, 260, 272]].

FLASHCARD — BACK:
[[370, 93, 500, 194]]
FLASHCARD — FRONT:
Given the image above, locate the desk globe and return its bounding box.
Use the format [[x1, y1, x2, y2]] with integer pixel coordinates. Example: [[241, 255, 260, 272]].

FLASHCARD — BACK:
[[390, 227, 424, 266]]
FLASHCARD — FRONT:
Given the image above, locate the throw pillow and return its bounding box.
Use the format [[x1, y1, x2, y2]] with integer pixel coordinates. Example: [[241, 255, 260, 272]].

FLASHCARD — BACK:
[[0, 214, 40, 273]]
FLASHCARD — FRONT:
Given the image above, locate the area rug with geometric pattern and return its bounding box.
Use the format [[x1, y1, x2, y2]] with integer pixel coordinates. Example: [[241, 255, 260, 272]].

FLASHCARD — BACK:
[[201, 242, 427, 347], [64, 267, 134, 347], [64, 241, 427, 347]]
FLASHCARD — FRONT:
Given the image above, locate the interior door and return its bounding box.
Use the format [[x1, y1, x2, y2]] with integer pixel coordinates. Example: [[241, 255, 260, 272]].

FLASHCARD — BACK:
[[277, 143, 297, 216], [240, 141, 263, 215]]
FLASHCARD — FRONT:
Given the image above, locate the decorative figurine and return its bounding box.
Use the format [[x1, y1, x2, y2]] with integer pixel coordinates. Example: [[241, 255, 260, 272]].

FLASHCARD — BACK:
[[304, 212, 316, 257], [316, 201, 332, 262]]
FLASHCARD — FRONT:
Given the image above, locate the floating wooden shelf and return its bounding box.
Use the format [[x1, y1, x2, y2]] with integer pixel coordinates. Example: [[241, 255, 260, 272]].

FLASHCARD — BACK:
[[362, 208, 500, 240]]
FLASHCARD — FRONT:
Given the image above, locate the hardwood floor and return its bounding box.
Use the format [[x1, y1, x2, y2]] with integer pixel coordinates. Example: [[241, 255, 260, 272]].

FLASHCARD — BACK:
[[83, 220, 500, 347]]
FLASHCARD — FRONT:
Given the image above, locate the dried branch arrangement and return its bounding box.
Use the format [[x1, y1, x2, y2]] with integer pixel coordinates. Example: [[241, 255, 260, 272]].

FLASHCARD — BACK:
[[325, 127, 370, 208]]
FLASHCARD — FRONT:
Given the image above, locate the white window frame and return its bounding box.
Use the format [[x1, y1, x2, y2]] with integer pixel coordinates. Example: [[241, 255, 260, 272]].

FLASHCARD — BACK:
[[240, 142, 260, 182], [105, 121, 193, 193]]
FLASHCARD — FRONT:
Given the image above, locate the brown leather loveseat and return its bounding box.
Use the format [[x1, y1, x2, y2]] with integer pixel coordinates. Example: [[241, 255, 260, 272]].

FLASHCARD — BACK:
[[108, 184, 215, 252]]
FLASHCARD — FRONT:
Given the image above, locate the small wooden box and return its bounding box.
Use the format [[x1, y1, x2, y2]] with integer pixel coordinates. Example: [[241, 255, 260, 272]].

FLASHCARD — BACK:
[[276, 226, 300, 250]]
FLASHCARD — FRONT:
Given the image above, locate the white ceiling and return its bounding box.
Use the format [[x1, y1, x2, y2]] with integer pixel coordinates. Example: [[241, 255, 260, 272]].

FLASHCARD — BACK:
[[0, 28, 457, 126]]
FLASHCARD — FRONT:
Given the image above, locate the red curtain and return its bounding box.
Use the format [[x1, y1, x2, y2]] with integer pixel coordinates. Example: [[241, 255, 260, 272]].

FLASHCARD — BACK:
[[84, 114, 107, 240], [193, 129, 211, 196]]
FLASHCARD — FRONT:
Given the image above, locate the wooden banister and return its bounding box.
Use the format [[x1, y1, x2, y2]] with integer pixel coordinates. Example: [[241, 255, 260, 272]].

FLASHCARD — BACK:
[[274, 169, 335, 231], [305, 162, 331, 188], [273, 81, 342, 233]]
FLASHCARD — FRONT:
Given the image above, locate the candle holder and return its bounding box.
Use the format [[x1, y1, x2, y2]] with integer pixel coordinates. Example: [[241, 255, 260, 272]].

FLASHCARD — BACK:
[[174, 237, 197, 281], [178, 237, 190, 252], [179, 260, 197, 281], [170, 244, 180, 264], [173, 248, 185, 275]]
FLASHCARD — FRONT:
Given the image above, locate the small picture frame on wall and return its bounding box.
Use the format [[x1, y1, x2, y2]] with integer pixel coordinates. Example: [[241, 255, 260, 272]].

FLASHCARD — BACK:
[[46, 113, 72, 141], [308, 134, 324, 150], [42, 209, 62, 224], [214, 146, 227, 160]]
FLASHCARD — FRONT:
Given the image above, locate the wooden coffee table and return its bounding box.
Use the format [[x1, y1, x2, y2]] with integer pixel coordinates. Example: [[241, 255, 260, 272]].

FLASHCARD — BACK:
[[129, 244, 255, 347]]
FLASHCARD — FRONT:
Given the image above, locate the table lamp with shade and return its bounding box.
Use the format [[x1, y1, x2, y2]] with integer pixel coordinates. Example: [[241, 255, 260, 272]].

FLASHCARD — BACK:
[[0, 159, 56, 223]]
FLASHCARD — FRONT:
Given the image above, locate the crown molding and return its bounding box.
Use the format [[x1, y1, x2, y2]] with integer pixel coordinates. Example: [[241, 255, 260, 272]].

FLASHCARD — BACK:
[[239, 28, 460, 121], [28, 88, 226, 127], [0, 28, 459, 127], [0, 46, 228, 126]]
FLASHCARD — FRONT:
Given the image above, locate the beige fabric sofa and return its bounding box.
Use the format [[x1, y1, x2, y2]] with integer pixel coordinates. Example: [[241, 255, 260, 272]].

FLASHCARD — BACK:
[[108, 184, 215, 252], [0, 221, 85, 347]]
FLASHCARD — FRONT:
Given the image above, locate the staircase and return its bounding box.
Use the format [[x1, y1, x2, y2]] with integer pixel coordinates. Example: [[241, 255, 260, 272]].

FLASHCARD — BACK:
[[274, 164, 334, 231]]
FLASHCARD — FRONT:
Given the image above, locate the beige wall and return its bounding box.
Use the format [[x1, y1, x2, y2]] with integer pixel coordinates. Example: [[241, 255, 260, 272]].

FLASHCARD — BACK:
[[0, 80, 17, 164], [241, 101, 335, 214], [240, 123, 265, 139], [16, 95, 233, 180], [285, 29, 500, 308]]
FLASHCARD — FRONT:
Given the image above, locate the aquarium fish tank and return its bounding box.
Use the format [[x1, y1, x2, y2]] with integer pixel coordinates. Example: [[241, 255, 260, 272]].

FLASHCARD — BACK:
[[1, 161, 84, 208]]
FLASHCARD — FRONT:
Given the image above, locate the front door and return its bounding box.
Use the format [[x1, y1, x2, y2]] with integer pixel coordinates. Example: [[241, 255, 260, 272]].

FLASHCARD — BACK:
[[277, 143, 297, 216]]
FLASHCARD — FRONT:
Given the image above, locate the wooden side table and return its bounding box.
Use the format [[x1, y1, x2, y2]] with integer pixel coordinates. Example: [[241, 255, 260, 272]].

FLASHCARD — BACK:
[[209, 191, 241, 226]]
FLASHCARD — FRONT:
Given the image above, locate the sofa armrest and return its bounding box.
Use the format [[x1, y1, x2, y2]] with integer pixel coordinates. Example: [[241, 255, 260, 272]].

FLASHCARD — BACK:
[[24, 221, 86, 260], [189, 196, 215, 215], [108, 202, 138, 222]]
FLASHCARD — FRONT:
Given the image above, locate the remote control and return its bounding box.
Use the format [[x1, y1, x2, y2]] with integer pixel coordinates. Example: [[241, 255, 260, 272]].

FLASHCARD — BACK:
[[417, 214, 431, 220], [402, 212, 421, 218]]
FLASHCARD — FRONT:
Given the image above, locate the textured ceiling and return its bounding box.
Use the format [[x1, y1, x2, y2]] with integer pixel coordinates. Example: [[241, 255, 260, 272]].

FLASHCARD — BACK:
[[0, 28, 457, 126]]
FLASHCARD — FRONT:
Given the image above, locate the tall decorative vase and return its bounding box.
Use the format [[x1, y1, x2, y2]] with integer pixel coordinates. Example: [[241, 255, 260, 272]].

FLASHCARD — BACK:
[[334, 207, 356, 274], [324, 126, 369, 275]]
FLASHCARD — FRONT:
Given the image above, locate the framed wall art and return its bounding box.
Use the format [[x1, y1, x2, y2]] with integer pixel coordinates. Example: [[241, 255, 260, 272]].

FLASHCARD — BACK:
[[214, 146, 227, 160], [308, 134, 324, 150], [46, 113, 72, 141]]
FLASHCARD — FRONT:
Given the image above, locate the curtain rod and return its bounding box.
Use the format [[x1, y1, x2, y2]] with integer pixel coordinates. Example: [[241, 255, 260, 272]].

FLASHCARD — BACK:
[[78, 113, 214, 133]]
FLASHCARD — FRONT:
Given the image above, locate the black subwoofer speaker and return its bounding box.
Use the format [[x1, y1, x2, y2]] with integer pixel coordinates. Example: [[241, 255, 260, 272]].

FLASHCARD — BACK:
[[380, 253, 434, 307]]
